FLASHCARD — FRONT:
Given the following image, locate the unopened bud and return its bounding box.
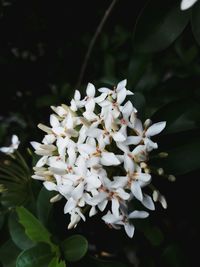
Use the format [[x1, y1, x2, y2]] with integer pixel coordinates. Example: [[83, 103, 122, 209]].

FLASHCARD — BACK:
[[153, 190, 167, 209], [168, 175, 176, 182], [140, 162, 147, 169], [144, 168, 150, 174], [50, 194, 62, 203], [157, 168, 164, 176], [144, 119, 152, 129], [158, 152, 168, 158]]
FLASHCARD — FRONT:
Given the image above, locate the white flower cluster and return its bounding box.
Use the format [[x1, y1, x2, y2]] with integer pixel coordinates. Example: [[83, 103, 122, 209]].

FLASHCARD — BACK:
[[0, 135, 20, 154], [31, 80, 166, 238]]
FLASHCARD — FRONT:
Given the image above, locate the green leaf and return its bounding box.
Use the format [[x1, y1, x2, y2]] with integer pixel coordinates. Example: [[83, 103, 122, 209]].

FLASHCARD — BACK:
[[0, 239, 21, 267], [61, 234, 88, 262], [37, 187, 55, 226], [151, 99, 200, 134], [9, 211, 35, 250], [159, 138, 200, 175], [0, 211, 5, 229], [161, 244, 186, 267], [16, 206, 56, 252], [134, 0, 190, 53], [144, 226, 164, 246], [135, 220, 164, 246], [16, 243, 53, 267], [48, 257, 66, 267], [191, 2, 200, 46]]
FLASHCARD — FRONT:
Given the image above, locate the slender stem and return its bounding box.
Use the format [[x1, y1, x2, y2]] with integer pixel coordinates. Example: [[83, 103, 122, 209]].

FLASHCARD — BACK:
[[75, 0, 118, 89]]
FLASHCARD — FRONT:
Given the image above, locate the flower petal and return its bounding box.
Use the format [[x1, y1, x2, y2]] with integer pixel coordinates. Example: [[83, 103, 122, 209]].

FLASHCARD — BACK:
[[101, 152, 120, 166], [86, 83, 95, 97], [43, 181, 57, 191], [131, 181, 143, 201], [124, 223, 135, 238], [64, 197, 77, 214], [181, 0, 198, 10], [142, 194, 155, 210], [145, 121, 166, 137], [111, 198, 120, 217], [128, 210, 149, 219], [112, 132, 126, 142]]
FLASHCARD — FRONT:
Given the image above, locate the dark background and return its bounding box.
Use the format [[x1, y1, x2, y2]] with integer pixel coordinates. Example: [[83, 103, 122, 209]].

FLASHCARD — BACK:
[[0, 1, 200, 266]]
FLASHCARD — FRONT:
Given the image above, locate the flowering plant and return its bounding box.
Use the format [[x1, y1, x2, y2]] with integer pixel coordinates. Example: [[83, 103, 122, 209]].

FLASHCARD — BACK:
[[30, 79, 167, 237]]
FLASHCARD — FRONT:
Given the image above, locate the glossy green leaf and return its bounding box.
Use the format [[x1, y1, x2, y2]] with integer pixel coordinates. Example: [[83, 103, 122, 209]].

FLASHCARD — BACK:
[[9, 211, 35, 250], [0, 211, 5, 229], [36, 187, 55, 226], [134, 0, 190, 53], [161, 244, 186, 267], [16, 206, 56, 252], [48, 257, 66, 267], [151, 99, 200, 134], [16, 243, 53, 267], [191, 2, 200, 46], [61, 234, 88, 262], [160, 138, 200, 175], [0, 239, 21, 267]]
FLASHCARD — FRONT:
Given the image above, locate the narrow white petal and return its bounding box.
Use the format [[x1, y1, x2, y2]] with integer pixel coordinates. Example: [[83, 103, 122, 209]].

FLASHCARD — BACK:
[[30, 141, 41, 150], [31, 175, 45, 181], [95, 92, 107, 103], [124, 223, 135, 238], [124, 136, 142, 145], [145, 121, 166, 137], [112, 176, 128, 188], [102, 211, 123, 224], [124, 154, 135, 172], [0, 147, 13, 154], [117, 87, 126, 104], [111, 198, 120, 217], [98, 199, 108, 211], [78, 143, 96, 155], [128, 210, 149, 219], [86, 175, 101, 189], [64, 197, 77, 214], [72, 182, 84, 200], [131, 181, 143, 201], [133, 118, 143, 134], [181, 0, 198, 10], [43, 181, 57, 191], [112, 132, 126, 142], [89, 206, 97, 217], [87, 128, 102, 138], [122, 101, 133, 117], [98, 87, 111, 93], [137, 172, 151, 183], [50, 114, 60, 128], [36, 156, 48, 167], [116, 79, 127, 91], [142, 194, 155, 210], [86, 83, 95, 97], [12, 135, 19, 145], [74, 90, 81, 100], [116, 188, 130, 200], [101, 152, 120, 166]]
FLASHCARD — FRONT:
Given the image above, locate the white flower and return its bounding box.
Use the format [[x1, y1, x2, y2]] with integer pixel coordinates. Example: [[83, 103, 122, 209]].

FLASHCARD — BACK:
[[0, 135, 20, 154], [31, 79, 167, 238], [181, 0, 198, 10]]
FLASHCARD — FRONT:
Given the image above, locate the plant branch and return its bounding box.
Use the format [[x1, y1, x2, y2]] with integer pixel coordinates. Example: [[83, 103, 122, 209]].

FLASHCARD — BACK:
[[75, 0, 118, 89]]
